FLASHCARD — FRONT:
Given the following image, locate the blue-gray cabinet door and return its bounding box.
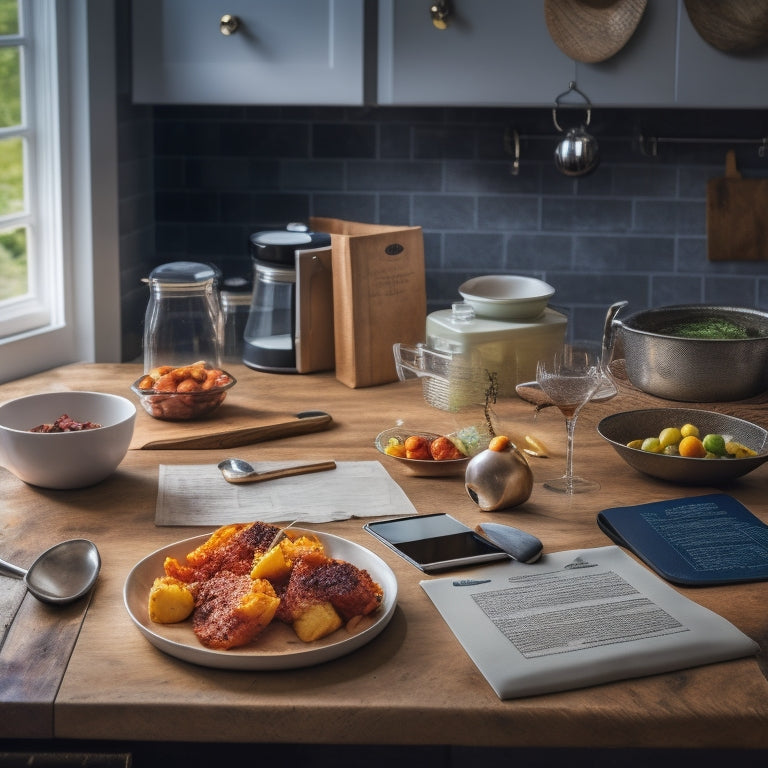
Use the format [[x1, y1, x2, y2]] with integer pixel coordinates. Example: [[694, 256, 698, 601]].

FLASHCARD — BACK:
[[132, 0, 370, 105], [377, 0, 574, 106]]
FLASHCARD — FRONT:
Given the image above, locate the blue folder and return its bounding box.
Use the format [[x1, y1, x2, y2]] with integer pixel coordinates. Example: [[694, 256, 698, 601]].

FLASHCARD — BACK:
[[597, 493, 768, 585]]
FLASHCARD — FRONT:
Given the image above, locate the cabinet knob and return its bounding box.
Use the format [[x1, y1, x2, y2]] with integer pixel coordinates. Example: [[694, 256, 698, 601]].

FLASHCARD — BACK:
[[219, 14, 241, 36], [430, 1, 452, 30]]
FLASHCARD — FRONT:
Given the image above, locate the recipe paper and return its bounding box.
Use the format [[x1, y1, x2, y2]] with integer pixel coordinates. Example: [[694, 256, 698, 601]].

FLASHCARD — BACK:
[[155, 461, 416, 526], [420, 545, 758, 700]]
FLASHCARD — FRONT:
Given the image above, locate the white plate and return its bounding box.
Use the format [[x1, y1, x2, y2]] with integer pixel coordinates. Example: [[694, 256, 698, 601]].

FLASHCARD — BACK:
[[123, 528, 398, 670]]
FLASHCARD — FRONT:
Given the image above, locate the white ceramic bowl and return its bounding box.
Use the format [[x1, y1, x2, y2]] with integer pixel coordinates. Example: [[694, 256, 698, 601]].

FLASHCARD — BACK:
[[458, 275, 555, 320], [0, 391, 136, 489]]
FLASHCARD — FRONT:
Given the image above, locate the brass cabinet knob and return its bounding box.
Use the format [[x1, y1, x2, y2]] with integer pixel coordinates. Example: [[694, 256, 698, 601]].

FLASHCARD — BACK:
[[219, 14, 240, 36], [430, 1, 452, 30]]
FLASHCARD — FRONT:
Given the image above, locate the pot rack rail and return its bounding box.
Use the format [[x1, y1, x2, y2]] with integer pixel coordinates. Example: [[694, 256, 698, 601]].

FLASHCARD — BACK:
[[504, 126, 768, 173], [638, 134, 768, 158]]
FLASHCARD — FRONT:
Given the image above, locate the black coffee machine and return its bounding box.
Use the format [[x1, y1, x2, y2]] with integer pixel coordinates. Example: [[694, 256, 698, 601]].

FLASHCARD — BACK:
[[242, 226, 333, 373]]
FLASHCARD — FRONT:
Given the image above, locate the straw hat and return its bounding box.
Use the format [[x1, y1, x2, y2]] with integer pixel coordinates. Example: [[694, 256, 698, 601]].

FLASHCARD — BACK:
[[685, 0, 768, 53], [544, 0, 648, 63]]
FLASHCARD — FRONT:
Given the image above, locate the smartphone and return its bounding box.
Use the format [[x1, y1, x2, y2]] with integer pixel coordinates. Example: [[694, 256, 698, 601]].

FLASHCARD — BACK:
[[364, 513, 509, 573]]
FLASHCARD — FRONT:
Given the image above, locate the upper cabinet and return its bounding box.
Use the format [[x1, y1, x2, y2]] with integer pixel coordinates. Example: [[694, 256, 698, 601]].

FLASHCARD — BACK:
[[376, 0, 574, 106], [132, 0, 372, 105], [132, 0, 768, 108], [377, 0, 679, 107]]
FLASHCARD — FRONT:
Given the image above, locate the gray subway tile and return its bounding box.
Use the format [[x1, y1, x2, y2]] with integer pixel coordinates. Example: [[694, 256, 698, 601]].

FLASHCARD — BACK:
[[412, 194, 475, 230], [478, 196, 540, 230], [348, 160, 442, 191]]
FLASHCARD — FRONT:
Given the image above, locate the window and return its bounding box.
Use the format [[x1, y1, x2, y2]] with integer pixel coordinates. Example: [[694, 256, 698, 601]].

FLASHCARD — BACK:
[[0, 0, 56, 337], [0, 0, 120, 384]]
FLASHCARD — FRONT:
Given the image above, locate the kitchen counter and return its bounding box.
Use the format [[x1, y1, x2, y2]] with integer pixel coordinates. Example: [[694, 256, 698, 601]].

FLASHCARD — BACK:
[[1, 363, 767, 761]]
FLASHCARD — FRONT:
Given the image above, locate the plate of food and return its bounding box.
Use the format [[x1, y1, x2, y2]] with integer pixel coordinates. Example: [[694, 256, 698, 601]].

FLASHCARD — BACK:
[[123, 523, 398, 670]]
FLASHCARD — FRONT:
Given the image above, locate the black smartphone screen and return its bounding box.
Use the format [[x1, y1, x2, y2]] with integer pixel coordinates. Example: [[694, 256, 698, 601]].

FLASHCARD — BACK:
[[364, 513, 508, 572]]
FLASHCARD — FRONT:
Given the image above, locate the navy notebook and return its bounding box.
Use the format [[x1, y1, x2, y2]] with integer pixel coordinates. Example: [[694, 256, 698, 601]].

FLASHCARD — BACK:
[[597, 493, 768, 585]]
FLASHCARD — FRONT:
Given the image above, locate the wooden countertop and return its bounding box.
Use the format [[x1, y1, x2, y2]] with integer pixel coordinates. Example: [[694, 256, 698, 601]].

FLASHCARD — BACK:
[[1, 363, 768, 750]]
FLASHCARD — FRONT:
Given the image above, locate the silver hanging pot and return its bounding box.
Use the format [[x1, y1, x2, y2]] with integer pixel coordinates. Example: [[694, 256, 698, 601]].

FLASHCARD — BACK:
[[553, 82, 600, 177]]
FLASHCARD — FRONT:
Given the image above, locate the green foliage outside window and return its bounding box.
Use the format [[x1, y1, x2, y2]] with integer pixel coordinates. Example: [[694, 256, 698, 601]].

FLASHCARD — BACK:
[[0, 0, 18, 36], [0, 46, 21, 127], [0, 226, 27, 299], [0, 0, 26, 303]]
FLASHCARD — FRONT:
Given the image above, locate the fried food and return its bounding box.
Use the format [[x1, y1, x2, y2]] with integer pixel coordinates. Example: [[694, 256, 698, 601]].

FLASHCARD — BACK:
[[164, 521, 279, 583], [292, 601, 343, 642], [149, 523, 384, 650], [193, 573, 280, 650], [250, 534, 323, 582], [148, 576, 195, 624], [277, 550, 383, 625]]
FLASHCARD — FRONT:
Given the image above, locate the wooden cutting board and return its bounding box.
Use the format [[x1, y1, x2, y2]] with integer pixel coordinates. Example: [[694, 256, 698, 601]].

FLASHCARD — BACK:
[[707, 150, 768, 262], [130, 407, 333, 450]]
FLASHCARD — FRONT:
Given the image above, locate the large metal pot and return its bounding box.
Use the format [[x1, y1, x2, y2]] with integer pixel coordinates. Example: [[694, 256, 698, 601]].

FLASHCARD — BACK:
[[612, 304, 768, 402]]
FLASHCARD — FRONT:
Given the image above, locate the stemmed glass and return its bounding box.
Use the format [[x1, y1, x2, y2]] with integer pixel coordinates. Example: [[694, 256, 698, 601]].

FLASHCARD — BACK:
[[536, 345, 603, 494]]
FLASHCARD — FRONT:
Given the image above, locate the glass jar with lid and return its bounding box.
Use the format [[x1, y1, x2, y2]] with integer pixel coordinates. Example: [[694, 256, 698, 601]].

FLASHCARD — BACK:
[[142, 261, 223, 372]]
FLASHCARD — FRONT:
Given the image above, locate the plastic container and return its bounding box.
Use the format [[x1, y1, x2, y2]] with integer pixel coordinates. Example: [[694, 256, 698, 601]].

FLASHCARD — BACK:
[[395, 303, 567, 411]]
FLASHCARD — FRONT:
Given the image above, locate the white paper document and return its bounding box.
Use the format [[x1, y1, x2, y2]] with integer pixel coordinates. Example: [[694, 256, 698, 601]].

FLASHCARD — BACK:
[[420, 545, 758, 700], [155, 461, 416, 526]]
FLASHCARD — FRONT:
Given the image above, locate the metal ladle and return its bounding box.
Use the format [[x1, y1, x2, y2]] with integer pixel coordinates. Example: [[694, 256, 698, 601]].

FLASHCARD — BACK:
[[218, 457, 337, 484], [0, 539, 101, 605]]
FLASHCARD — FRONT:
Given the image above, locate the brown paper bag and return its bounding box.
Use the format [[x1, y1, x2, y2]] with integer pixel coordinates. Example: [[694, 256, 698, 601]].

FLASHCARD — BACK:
[[310, 217, 426, 388]]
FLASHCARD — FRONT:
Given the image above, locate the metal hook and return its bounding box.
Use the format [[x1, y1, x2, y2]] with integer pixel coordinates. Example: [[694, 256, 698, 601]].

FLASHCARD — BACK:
[[503, 126, 520, 176], [552, 81, 592, 133]]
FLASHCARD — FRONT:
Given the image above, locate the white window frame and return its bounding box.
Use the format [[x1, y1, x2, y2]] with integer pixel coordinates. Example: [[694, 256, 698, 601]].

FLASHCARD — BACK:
[[0, 0, 120, 384]]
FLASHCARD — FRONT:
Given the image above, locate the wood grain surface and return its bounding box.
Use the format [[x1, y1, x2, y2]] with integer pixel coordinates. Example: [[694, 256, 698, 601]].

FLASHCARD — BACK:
[[707, 150, 768, 262], [1, 363, 767, 750]]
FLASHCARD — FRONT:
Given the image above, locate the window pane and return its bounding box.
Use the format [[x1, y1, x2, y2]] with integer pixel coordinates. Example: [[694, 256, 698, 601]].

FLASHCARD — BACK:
[[0, 136, 23, 215], [0, 225, 27, 300], [0, 0, 18, 36], [0, 46, 20, 127]]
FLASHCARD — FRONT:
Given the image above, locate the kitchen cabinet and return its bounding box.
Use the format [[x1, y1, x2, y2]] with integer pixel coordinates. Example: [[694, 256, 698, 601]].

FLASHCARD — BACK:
[[376, 0, 574, 107], [132, 0, 372, 105], [132, 0, 768, 109], [376, 0, 677, 108]]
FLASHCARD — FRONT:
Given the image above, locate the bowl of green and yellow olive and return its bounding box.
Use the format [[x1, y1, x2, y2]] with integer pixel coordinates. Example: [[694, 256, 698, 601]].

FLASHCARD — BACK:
[[597, 408, 768, 484]]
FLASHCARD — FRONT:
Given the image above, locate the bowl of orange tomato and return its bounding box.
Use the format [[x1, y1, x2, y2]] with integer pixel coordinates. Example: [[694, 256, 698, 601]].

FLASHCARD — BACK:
[[374, 426, 490, 477]]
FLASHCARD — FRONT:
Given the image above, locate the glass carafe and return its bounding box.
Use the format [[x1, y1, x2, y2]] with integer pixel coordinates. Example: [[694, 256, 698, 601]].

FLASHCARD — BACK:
[[242, 261, 296, 372], [142, 262, 223, 372]]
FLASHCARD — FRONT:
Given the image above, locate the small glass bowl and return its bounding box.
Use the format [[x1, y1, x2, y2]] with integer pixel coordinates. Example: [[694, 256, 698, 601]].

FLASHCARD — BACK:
[[130, 371, 236, 421], [375, 427, 474, 478]]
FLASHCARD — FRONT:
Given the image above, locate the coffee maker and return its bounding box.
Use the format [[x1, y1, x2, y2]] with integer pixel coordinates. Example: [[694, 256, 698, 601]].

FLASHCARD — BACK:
[[242, 226, 333, 373]]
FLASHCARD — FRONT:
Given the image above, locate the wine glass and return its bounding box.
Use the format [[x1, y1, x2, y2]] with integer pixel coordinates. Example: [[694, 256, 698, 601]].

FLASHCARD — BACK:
[[536, 345, 603, 494]]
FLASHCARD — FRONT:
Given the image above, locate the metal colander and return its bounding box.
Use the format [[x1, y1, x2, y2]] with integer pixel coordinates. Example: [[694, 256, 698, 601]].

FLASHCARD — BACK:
[[613, 304, 768, 402]]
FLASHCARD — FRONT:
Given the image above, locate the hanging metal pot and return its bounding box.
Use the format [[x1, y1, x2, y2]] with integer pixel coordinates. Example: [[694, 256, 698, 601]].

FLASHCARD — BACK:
[[553, 82, 600, 177]]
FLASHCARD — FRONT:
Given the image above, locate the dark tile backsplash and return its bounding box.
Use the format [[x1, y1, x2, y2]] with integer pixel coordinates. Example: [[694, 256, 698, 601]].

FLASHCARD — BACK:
[[118, 95, 768, 361]]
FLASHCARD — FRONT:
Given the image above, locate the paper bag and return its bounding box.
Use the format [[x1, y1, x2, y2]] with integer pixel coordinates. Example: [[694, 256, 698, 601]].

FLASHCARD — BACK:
[[310, 217, 426, 388]]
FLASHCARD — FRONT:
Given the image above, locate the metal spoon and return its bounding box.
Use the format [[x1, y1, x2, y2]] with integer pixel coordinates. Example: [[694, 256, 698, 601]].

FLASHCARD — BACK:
[[0, 539, 101, 605], [218, 457, 337, 484]]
